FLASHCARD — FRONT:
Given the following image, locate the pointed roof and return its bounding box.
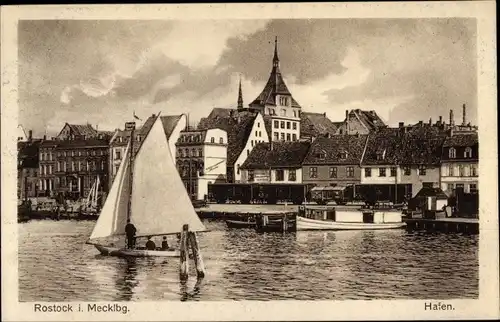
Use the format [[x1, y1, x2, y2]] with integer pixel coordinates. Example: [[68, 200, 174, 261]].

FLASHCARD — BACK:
[[160, 115, 183, 140], [249, 37, 301, 109], [237, 76, 244, 110]]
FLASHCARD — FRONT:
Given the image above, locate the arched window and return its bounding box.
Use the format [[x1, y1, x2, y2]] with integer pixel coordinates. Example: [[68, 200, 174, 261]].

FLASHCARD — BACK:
[[191, 148, 196, 157], [281, 109, 286, 116], [449, 147, 456, 158], [464, 147, 472, 158]]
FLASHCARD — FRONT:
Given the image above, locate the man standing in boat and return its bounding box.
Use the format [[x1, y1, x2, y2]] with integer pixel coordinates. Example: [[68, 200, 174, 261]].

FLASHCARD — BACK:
[[125, 219, 137, 249]]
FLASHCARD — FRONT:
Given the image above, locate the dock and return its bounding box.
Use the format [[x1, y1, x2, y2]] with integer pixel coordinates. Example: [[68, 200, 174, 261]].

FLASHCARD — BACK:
[[404, 217, 479, 234]]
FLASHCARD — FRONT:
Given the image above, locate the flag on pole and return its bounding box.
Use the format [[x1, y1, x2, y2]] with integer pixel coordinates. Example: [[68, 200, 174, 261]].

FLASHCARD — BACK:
[[133, 111, 142, 121]]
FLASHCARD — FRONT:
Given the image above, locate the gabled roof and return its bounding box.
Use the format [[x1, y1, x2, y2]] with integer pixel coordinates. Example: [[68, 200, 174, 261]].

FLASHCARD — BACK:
[[66, 124, 98, 137], [241, 141, 311, 169], [398, 126, 448, 165], [443, 133, 478, 147], [300, 112, 339, 137], [160, 115, 183, 140], [226, 114, 258, 165], [361, 128, 401, 165], [303, 135, 368, 165], [351, 109, 386, 131]]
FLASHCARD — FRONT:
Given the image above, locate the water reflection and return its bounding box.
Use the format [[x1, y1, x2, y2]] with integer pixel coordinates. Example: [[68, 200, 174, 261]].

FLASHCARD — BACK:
[[115, 258, 139, 301], [180, 277, 204, 301]]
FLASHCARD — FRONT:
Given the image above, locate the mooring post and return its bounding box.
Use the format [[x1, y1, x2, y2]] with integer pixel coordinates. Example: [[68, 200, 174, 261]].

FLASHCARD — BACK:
[[188, 231, 206, 278], [179, 224, 189, 280], [282, 214, 288, 232]]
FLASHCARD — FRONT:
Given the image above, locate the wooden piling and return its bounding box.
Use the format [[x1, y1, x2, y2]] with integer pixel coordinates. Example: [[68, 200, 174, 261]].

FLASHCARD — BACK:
[[179, 224, 189, 280], [282, 214, 288, 232], [188, 231, 206, 278]]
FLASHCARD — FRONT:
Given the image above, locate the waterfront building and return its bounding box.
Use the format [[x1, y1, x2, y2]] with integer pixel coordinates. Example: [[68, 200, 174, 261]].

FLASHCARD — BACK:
[[17, 136, 41, 200], [336, 109, 387, 135], [175, 128, 227, 200], [302, 135, 368, 188], [396, 125, 447, 197], [359, 128, 412, 202], [300, 112, 341, 141], [108, 114, 186, 189], [440, 132, 478, 195], [240, 141, 311, 183], [38, 139, 58, 197], [53, 138, 110, 200], [248, 37, 301, 142]]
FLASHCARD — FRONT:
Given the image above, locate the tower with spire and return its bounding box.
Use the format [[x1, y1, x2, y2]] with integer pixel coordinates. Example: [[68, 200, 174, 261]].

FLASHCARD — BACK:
[[249, 36, 301, 142], [237, 75, 244, 110]]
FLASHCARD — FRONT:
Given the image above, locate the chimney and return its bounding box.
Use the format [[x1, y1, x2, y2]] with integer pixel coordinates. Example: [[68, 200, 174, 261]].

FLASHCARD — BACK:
[[398, 122, 404, 128], [429, 118, 432, 125], [28, 130, 33, 141], [323, 112, 326, 117], [449, 109, 455, 126], [345, 110, 349, 120], [462, 103, 466, 126], [152, 114, 156, 118], [418, 120, 423, 126], [439, 116, 443, 124], [43, 135, 47, 140]]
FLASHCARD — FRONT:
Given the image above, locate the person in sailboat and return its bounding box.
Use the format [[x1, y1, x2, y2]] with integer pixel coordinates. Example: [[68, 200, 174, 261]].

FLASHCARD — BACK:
[[125, 219, 137, 249], [161, 236, 169, 251], [145, 236, 156, 250]]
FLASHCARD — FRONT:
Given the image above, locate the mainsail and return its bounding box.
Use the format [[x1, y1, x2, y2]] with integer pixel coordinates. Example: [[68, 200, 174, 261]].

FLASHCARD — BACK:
[[88, 113, 206, 242], [89, 142, 131, 240], [130, 114, 206, 237]]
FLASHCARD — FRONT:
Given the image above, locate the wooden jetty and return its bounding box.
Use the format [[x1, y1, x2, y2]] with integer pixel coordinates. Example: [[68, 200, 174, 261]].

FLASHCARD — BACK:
[[404, 217, 479, 234]]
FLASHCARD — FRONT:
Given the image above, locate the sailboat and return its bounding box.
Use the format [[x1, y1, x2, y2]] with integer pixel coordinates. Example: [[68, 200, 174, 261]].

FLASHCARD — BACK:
[[82, 176, 100, 214], [86, 113, 207, 258]]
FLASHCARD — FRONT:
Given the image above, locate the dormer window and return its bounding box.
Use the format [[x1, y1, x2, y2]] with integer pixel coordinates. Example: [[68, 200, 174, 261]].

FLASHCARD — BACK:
[[449, 147, 456, 158], [211, 137, 215, 143], [316, 150, 327, 160], [279, 97, 289, 106], [340, 151, 348, 159], [464, 147, 472, 158], [219, 137, 223, 144], [376, 149, 386, 161], [280, 108, 287, 116]]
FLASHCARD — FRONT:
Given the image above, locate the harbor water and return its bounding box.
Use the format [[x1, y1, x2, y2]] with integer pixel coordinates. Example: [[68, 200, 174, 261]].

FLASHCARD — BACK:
[[18, 219, 478, 301]]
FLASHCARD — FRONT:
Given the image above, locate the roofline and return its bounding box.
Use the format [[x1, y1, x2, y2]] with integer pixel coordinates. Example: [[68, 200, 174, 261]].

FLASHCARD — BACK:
[[352, 110, 370, 132], [359, 134, 370, 165]]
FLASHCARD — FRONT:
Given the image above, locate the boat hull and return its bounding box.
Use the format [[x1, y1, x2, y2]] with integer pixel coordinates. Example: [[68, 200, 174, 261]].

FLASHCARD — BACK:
[[225, 220, 256, 229], [93, 244, 180, 257], [297, 216, 406, 231]]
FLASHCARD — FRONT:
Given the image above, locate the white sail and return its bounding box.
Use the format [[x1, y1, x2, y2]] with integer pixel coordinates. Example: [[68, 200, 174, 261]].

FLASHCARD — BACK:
[[130, 114, 206, 237], [84, 180, 96, 208], [89, 142, 131, 240], [92, 176, 100, 208]]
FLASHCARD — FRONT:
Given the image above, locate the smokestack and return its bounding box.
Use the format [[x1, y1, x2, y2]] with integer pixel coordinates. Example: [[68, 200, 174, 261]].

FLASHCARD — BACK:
[[449, 109, 455, 126], [28, 130, 32, 141], [462, 103, 467, 126]]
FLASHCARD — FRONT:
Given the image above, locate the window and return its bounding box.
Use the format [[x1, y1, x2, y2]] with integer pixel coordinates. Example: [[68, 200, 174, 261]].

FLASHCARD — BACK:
[[191, 149, 196, 157], [64, 162, 67, 172], [464, 147, 472, 158], [280, 133, 285, 141], [448, 165, 454, 176], [422, 182, 434, 188], [470, 184, 477, 192], [255, 131, 258, 137], [329, 167, 337, 178], [259, 131, 262, 137], [447, 183, 454, 192], [72, 151, 75, 157], [211, 137, 215, 143], [288, 169, 296, 181], [390, 167, 397, 177], [365, 168, 371, 177], [293, 122, 297, 130], [471, 165, 477, 176], [286, 133, 291, 141], [115, 150, 121, 160], [280, 121, 285, 129], [379, 168, 386, 177], [402, 167, 410, 176], [248, 170, 255, 182], [257, 122, 260, 128], [458, 165, 464, 177], [456, 183, 464, 190], [292, 134, 297, 141], [274, 121, 279, 128], [251, 140, 254, 147], [340, 151, 348, 159], [275, 169, 284, 181], [274, 133, 279, 141], [71, 162, 75, 172], [418, 167, 426, 176], [309, 167, 318, 178], [247, 150, 249, 156], [199, 149, 203, 157], [280, 108, 286, 116], [318, 151, 326, 159], [286, 122, 291, 129], [346, 167, 354, 177], [449, 147, 456, 158], [57, 162, 61, 172]]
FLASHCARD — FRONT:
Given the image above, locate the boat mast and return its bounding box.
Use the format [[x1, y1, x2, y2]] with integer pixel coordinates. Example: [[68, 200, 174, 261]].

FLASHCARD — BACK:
[[126, 122, 136, 221]]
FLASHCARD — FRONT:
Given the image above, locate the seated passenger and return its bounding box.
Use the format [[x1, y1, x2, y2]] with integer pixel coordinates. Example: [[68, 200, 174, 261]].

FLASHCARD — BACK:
[[161, 236, 169, 251], [145, 236, 156, 250]]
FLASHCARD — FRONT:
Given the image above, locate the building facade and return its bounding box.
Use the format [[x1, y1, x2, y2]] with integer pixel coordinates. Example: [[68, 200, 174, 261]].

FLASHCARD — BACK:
[[440, 133, 479, 195], [18, 139, 40, 200], [240, 141, 310, 184], [38, 140, 58, 197], [302, 135, 368, 187], [176, 128, 228, 200]]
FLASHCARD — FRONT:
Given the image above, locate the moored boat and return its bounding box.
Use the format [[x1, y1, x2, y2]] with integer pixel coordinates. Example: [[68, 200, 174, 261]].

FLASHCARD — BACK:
[[225, 219, 256, 229], [86, 114, 207, 258], [297, 206, 405, 231]]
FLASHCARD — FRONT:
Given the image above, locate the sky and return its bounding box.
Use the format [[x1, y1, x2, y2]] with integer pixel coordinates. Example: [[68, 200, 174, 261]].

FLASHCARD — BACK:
[[18, 19, 477, 137]]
